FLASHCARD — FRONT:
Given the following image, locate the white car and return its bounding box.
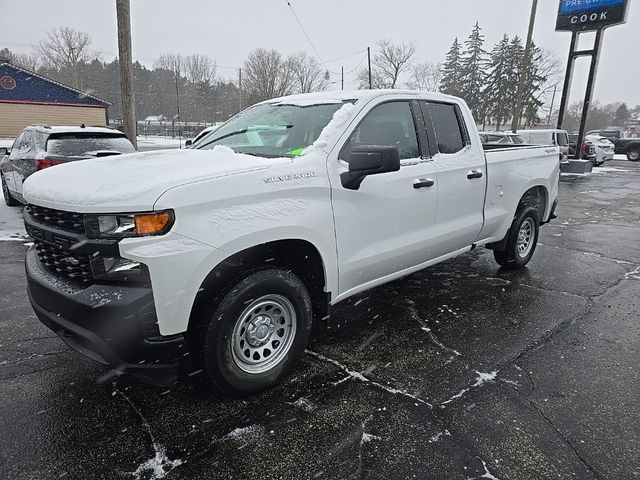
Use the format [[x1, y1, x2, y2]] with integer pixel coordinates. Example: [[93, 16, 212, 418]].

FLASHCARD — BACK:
[[517, 129, 570, 159], [585, 135, 615, 165], [22, 90, 559, 394]]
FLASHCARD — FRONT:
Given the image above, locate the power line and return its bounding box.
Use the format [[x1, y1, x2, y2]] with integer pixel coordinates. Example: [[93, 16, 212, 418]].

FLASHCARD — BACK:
[[283, 0, 323, 62]]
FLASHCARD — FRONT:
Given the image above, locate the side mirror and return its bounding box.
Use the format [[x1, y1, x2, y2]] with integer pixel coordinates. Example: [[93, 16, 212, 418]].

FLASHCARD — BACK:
[[340, 146, 400, 190], [185, 139, 193, 147], [0, 147, 10, 156]]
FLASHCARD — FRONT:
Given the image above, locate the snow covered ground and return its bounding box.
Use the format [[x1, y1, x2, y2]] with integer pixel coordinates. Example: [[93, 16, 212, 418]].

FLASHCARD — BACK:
[[0, 138, 14, 149], [137, 136, 183, 151], [0, 202, 27, 241]]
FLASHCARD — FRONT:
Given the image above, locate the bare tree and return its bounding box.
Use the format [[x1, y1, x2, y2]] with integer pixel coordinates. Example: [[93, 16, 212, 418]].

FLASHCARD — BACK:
[[358, 40, 416, 89], [407, 61, 442, 92], [288, 52, 326, 93], [183, 54, 217, 84], [35, 27, 94, 88], [242, 48, 295, 104], [155, 53, 184, 76], [356, 67, 387, 89]]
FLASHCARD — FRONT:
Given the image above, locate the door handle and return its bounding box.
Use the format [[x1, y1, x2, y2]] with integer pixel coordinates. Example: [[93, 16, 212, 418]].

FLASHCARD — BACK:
[[413, 178, 435, 189], [467, 170, 483, 179]]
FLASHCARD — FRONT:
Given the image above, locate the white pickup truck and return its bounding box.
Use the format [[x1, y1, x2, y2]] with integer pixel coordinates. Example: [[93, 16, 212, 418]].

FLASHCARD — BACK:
[[22, 90, 559, 394]]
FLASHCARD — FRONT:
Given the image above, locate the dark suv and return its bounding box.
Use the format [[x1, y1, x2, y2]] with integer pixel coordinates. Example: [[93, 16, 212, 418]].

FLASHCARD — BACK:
[[1, 125, 136, 205]]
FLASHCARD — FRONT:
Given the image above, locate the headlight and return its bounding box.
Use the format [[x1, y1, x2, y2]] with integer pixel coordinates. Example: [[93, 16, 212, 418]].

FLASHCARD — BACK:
[[85, 210, 174, 239]]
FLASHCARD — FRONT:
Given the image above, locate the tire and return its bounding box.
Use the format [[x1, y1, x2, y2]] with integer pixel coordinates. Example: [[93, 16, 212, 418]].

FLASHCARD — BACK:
[[493, 207, 540, 270], [1, 174, 19, 207], [195, 269, 313, 395], [627, 149, 640, 162]]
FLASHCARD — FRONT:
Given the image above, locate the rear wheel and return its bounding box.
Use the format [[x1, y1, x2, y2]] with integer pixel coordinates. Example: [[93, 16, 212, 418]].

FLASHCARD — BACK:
[[1, 174, 19, 206], [493, 207, 540, 270], [195, 269, 313, 395], [627, 149, 640, 162]]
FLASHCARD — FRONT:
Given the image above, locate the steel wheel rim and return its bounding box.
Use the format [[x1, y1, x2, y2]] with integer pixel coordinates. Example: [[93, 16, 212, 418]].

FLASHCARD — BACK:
[[230, 294, 297, 374], [516, 218, 535, 258], [630, 151, 639, 161]]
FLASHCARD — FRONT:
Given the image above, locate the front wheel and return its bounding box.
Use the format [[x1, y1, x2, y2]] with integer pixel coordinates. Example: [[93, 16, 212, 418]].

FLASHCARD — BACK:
[[196, 269, 313, 395], [2, 174, 19, 206], [493, 207, 540, 270], [627, 149, 640, 162]]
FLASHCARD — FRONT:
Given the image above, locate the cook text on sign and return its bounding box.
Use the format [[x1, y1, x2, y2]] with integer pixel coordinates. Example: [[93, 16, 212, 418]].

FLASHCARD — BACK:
[[556, 0, 629, 31]]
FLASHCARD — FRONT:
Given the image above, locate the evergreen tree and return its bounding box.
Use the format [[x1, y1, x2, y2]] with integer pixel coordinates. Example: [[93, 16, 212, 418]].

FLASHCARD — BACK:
[[484, 34, 514, 129], [439, 38, 463, 97], [518, 42, 546, 127], [460, 23, 488, 121], [613, 103, 629, 126]]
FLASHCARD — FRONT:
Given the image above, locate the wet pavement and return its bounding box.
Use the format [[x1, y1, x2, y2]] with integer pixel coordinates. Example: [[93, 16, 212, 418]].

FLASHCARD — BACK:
[[1, 160, 639, 480]]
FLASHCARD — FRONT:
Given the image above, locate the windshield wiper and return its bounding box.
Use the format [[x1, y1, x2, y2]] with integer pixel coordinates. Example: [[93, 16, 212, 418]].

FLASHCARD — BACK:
[[199, 128, 249, 149]]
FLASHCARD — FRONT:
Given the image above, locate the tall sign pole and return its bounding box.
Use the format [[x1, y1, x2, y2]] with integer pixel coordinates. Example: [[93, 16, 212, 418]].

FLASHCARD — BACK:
[[511, 0, 539, 133], [116, 0, 137, 149], [555, 0, 629, 159]]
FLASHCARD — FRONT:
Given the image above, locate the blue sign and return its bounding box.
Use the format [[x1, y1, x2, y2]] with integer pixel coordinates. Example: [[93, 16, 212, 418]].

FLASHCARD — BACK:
[[556, 0, 628, 31], [560, 0, 625, 14]]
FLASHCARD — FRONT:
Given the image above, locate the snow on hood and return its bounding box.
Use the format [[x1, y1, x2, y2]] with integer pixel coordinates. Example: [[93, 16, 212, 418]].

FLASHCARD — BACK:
[[23, 146, 280, 212]]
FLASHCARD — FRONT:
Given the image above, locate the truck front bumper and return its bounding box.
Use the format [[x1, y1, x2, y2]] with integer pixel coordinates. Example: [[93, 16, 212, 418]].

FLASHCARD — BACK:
[[25, 248, 185, 386]]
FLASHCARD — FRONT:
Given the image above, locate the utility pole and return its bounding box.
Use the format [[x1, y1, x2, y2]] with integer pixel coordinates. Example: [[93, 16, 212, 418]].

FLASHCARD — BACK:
[[341, 66, 344, 91], [511, 0, 538, 133], [367, 47, 372, 89], [175, 72, 181, 149], [116, 0, 137, 148], [238, 68, 242, 112]]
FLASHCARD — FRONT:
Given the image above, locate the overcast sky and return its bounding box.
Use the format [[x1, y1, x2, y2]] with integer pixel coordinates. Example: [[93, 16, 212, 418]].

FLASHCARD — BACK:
[[2, 0, 639, 106]]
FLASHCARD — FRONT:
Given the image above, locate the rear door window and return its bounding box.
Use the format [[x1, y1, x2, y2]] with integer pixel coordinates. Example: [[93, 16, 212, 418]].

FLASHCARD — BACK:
[[556, 132, 569, 146], [424, 102, 467, 154], [46, 133, 136, 156]]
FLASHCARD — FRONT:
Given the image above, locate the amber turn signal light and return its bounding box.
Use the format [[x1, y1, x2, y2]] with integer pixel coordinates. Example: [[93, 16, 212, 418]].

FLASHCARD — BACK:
[[134, 211, 174, 236]]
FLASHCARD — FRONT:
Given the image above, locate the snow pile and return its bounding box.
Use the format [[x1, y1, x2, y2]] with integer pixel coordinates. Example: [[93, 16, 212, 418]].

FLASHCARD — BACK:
[[22, 146, 277, 209], [303, 103, 357, 154], [0, 202, 27, 241], [131, 443, 183, 480]]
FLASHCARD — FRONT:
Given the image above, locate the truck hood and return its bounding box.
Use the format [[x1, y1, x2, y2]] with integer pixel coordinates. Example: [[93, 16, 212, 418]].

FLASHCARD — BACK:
[[23, 146, 283, 212]]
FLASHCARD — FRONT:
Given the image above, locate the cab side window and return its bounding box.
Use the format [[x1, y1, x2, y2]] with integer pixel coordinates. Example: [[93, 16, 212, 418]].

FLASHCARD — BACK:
[[425, 102, 467, 154], [342, 101, 420, 161], [8, 132, 25, 159]]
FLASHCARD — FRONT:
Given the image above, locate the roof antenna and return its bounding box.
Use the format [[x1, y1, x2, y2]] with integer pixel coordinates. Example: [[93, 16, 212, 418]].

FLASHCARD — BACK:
[[80, 123, 86, 128]]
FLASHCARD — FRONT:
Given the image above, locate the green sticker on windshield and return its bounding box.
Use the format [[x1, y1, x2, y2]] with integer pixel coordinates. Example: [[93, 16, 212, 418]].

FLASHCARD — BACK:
[[286, 147, 306, 157]]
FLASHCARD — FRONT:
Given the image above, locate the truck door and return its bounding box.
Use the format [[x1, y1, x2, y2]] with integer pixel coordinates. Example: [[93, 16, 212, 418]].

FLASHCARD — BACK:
[[330, 99, 438, 297], [421, 101, 485, 256]]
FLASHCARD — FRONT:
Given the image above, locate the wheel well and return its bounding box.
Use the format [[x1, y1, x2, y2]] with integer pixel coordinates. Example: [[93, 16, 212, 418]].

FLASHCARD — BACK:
[[187, 239, 329, 336], [517, 186, 547, 223]]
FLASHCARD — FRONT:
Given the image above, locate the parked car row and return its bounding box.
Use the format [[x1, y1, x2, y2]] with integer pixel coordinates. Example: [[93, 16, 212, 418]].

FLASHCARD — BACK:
[[1, 125, 136, 206], [587, 129, 640, 162]]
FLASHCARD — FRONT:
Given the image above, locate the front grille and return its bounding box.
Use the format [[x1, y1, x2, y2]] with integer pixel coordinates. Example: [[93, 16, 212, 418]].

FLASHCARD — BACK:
[[25, 204, 85, 234], [33, 238, 94, 285]]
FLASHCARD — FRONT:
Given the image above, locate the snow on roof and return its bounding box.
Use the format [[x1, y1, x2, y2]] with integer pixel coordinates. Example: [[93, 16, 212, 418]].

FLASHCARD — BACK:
[[29, 125, 124, 134], [263, 89, 460, 106]]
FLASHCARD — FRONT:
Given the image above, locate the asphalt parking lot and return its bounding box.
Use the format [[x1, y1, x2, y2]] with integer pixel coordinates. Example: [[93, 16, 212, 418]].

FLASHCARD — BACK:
[[1, 159, 638, 480]]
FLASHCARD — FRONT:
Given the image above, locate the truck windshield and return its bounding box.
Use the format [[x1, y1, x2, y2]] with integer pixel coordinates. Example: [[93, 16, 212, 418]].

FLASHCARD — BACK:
[[194, 102, 347, 157]]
